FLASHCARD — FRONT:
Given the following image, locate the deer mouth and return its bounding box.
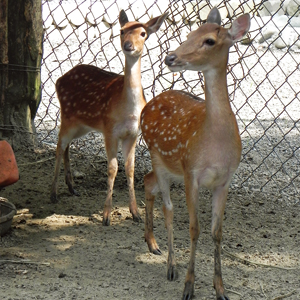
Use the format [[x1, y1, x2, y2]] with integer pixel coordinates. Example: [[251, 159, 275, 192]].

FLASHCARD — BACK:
[[164, 53, 188, 72]]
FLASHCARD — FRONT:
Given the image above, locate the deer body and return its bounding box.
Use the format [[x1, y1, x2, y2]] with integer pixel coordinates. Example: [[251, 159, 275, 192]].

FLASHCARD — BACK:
[[142, 90, 241, 188], [50, 10, 168, 226], [141, 8, 250, 300], [56, 65, 143, 148]]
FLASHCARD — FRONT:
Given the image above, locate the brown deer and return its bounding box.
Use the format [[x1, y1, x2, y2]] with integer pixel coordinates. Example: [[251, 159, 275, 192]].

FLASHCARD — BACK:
[[141, 7, 250, 300], [50, 10, 168, 226]]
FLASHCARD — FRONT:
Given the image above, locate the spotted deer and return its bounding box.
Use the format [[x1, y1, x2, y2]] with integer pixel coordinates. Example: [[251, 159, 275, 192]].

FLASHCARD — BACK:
[[50, 10, 168, 226], [141, 8, 250, 300]]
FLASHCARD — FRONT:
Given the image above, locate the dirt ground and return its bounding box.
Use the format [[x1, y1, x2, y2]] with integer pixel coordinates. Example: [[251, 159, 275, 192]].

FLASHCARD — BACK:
[[0, 147, 299, 300]]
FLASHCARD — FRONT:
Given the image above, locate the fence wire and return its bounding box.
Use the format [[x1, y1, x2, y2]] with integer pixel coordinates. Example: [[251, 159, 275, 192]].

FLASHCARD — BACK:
[[38, 0, 300, 204]]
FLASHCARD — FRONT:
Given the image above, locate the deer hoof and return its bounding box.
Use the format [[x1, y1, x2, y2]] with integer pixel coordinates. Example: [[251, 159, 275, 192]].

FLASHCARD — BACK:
[[152, 248, 162, 255], [68, 185, 80, 196], [167, 265, 178, 281], [72, 189, 80, 196], [102, 216, 111, 226], [132, 212, 142, 223], [50, 193, 58, 203], [217, 296, 230, 300], [182, 281, 194, 300]]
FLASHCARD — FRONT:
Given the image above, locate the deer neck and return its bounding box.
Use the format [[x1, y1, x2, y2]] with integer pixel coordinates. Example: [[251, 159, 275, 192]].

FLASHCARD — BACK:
[[123, 56, 144, 111], [203, 66, 233, 126]]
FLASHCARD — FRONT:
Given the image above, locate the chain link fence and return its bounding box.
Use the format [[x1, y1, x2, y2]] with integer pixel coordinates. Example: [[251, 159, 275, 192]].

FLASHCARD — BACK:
[[38, 0, 300, 204]]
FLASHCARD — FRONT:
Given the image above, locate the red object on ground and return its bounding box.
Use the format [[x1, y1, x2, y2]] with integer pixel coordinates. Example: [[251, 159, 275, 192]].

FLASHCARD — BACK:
[[0, 140, 19, 187]]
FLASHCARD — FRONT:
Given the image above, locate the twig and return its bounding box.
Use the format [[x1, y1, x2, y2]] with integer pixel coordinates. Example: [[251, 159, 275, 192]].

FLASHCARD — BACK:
[[270, 290, 296, 300], [0, 259, 50, 266], [94, 159, 107, 164], [226, 288, 243, 297], [222, 246, 297, 270], [18, 157, 55, 166], [260, 282, 267, 298]]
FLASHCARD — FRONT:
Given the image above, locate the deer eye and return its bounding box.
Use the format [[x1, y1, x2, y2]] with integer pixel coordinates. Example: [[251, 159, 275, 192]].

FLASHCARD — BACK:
[[141, 31, 146, 38], [205, 39, 215, 46]]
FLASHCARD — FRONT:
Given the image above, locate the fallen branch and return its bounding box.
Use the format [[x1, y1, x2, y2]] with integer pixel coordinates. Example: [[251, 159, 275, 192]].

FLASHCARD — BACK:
[[18, 157, 54, 167], [226, 288, 243, 297], [0, 259, 50, 266], [270, 290, 296, 300], [260, 282, 267, 298], [222, 246, 297, 270]]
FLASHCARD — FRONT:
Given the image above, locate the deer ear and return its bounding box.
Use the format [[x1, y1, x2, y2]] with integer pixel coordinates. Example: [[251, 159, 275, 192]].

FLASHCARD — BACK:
[[228, 14, 251, 43], [206, 7, 221, 25], [145, 12, 168, 37], [119, 10, 129, 27]]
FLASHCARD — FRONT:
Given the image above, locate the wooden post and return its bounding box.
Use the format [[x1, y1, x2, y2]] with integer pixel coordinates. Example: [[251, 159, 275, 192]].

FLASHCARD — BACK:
[[0, 0, 43, 149]]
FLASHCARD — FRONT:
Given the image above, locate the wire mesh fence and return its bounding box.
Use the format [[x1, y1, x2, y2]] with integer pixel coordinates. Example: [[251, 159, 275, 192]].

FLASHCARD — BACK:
[[38, 0, 300, 204]]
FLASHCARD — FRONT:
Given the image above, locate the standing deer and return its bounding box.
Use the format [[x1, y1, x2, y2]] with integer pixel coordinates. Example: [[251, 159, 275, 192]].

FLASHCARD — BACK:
[[50, 10, 168, 226], [141, 8, 250, 300]]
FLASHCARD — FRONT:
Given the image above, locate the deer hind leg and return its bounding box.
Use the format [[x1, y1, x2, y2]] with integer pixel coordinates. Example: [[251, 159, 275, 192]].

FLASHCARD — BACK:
[[50, 137, 64, 203], [144, 171, 161, 255], [212, 185, 230, 300], [122, 137, 141, 222], [102, 137, 118, 226], [182, 175, 200, 300], [50, 132, 73, 203], [63, 144, 80, 197]]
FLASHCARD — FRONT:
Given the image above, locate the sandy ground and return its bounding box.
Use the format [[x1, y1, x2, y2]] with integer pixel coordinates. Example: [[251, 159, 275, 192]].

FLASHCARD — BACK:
[[0, 148, 299, 300]]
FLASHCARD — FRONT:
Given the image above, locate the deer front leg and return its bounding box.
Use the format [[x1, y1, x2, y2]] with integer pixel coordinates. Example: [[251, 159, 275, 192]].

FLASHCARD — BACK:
[[163, 203, 178, 281], [155, 172, 178, 281], [212, 186, 230, 300], [144, 171, 161, 255], [63, 144, 80, 197], [182, 175, 200, 300], [122, 137, 141, 222], [103, 137, 118, 226]]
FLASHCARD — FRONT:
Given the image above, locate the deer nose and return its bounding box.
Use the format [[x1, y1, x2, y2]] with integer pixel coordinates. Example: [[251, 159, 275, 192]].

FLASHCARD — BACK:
[[124, 41, 134, 52], [165, 53, 177, 66]]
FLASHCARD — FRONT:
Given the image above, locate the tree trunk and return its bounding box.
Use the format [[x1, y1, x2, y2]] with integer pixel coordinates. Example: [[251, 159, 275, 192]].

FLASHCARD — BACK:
[[0, 0, 43, 149]]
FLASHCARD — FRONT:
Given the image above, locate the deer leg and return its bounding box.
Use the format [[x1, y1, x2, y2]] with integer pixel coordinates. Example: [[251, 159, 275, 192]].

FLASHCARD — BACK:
[[182, 175, 200, 300], [156, 171, 178, 281], [50, 131, 74, 203], [50, 138, 65, 203], [63, 144, 80, 197], [122, 137, 141, 222], [144, 171, 161, 255], [103, 137, 118, 226], [51, 126, 83, 202], [212, 186, 229, 300], [163, 203, 178, 281]]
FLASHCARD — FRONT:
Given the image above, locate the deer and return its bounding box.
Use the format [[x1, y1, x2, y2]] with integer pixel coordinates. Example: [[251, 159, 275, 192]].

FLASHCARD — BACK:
[[50, 10, 168, 226], [140, 7, 250, 300]]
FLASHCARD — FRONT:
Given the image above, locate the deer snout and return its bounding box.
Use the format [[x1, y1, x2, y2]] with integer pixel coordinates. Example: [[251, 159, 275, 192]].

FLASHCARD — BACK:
[[124, 41, 134, 52], [165, 53, 177, 66]]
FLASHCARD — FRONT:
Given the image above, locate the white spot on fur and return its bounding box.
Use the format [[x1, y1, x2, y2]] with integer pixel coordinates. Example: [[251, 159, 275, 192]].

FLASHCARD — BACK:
[[186, 140, 189, 147]]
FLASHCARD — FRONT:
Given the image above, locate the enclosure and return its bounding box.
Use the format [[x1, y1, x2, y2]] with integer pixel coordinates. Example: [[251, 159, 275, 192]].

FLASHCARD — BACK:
[[0, 1, 300, 299]]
